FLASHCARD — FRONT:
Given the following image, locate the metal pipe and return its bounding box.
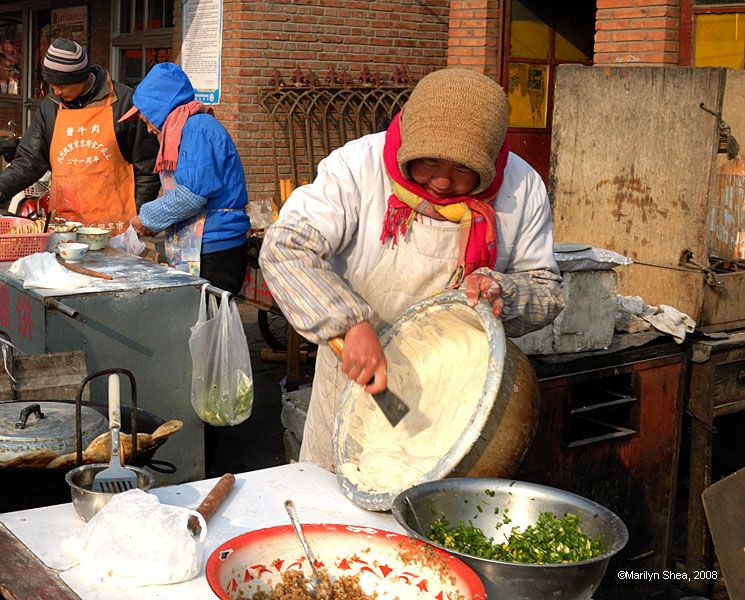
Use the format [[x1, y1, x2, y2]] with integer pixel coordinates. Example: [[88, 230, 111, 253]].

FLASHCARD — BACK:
[[44, 299, 79, 319], [204, 284, 231, 299]]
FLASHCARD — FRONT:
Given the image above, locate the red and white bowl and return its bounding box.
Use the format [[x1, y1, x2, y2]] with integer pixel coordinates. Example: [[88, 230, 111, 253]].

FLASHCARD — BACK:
[[206, 523, 485, 600]]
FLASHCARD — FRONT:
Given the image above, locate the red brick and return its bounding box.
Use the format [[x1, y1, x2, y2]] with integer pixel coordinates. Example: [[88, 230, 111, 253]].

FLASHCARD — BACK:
[[613, 30, 648, 42]]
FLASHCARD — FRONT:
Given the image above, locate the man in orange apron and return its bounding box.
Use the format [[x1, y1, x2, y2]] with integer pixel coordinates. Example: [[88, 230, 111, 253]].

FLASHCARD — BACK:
[[0, 38, 159, 232]]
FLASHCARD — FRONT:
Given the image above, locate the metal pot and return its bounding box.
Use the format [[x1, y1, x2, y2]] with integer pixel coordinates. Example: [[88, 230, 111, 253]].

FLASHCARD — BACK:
[[334, 290, 540, 511], [0, 368, 175, 512], [0, 401, 107, 463]]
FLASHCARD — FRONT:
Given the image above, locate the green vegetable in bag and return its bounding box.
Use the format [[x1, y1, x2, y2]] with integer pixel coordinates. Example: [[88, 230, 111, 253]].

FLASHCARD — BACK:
[[199, 374, 254, 426], [189, 287, 254, 426]]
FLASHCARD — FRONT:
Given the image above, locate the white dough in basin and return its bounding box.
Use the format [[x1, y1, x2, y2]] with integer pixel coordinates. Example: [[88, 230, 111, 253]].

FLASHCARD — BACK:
[[340, 306, 488, 492]]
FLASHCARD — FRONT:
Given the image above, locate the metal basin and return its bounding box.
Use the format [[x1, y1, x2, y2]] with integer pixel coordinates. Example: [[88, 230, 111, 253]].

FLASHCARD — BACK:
[[334, 290, 540, 512], [65, 463, 154, 521], [392, 478, 628, 600]]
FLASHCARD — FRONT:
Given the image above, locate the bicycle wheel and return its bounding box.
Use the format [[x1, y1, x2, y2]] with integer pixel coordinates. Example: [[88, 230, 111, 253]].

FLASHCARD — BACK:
[[257, 310, 288, 351]]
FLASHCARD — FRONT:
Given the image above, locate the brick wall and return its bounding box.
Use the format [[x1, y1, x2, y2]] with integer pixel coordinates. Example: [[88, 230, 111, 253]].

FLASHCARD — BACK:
[[595, 0, 681, 65], [89, 2, 112, 71], [447, 0, 503, 80], [172, 0, 450, 214]]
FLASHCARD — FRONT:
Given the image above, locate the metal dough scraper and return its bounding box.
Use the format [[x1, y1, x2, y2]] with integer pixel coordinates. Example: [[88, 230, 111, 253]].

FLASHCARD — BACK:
[[328, 336, 409, 427]]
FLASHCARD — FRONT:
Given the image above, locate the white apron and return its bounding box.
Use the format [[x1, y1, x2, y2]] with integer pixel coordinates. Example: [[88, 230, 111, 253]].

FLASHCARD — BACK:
[[299, 218, 467, 470]]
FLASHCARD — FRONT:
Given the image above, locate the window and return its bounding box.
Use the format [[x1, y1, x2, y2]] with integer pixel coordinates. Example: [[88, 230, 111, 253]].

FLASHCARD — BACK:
[[112, 0, 174, 87], [0, 12, 23, 97], [506, 0, 595, 129], [685, 1, 745, 67], [31, 10, 51, 99]]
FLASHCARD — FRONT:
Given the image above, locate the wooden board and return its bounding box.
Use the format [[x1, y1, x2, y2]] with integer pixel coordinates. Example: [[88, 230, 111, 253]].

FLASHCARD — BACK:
[[710, 70, 745, 261], [550, 65, 723, 322], [702, 270, 745, 329], [722, 69, 745, 152], [702, 467, 745, 600], [0, 522, 81, 599], [615, 262, 704, 327], [0, 350, 88, 402]]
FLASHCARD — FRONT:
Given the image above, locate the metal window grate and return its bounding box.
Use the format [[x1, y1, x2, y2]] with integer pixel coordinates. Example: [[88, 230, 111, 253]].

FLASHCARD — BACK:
[[259, 66, 416, 206]]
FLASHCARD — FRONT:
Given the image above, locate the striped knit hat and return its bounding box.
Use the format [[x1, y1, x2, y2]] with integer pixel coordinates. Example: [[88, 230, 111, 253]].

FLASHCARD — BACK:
[[398, 68, 509, 195], [42, 38, 89, 85]]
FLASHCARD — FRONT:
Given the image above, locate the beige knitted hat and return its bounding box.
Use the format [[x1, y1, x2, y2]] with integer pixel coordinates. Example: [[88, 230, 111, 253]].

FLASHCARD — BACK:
[[398, 68, 508, 195]]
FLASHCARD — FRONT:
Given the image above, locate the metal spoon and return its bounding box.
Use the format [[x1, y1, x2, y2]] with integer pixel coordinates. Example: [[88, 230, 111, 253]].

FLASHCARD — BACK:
[[405, 496, 427, 535], [284, 499, 325, 596]]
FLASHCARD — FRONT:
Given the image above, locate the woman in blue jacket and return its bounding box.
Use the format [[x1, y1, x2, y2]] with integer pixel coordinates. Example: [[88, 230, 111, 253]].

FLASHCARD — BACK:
[[123, 62, 250, 295]]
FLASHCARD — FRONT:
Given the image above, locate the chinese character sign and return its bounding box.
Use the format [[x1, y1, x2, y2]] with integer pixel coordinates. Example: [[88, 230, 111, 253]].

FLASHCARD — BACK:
[[15, 295, 33, 343], [181, 0, 223, 105], [0, 285, 9, 329]]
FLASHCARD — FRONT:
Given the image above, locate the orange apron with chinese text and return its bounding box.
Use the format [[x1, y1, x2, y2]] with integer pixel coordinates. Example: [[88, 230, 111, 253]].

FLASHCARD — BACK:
[[48, 78, 135, 235]]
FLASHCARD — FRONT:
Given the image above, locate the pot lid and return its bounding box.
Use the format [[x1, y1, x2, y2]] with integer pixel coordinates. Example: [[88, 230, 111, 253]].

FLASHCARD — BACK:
[[0, 402, 108, 462]]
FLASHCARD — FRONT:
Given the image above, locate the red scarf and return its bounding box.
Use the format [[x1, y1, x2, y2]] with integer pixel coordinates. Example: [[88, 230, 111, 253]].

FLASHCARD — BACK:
[[155, 100, 214, 173], [381, 112, 509, 279]]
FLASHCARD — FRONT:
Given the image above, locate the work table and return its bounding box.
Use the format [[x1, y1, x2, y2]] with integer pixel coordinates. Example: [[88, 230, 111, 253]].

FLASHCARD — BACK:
[[0, 247, 202, 297], [0, 462, 402, 600], [0, 249, 210, 485]]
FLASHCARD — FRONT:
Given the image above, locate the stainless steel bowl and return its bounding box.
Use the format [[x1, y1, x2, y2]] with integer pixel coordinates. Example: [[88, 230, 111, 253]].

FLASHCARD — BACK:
[[392, 478, 628, 600], [65, 463, 155, 521]]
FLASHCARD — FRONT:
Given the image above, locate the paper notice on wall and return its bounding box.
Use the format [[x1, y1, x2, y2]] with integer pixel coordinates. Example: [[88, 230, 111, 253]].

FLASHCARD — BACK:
[[51, 6, 89, 49], [181, 0, 223, 105]]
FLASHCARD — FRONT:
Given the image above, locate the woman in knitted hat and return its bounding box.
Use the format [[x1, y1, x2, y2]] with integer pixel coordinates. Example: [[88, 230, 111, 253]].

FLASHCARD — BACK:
[[0, 38, 159, 230], [260, 68, 564, 470]]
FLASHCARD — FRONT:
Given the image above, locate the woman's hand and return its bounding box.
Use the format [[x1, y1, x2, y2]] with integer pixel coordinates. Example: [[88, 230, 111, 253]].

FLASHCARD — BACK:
[[464, 273, 504, 318], [340, 321, 388, 395], [131, 215, 157, 238]]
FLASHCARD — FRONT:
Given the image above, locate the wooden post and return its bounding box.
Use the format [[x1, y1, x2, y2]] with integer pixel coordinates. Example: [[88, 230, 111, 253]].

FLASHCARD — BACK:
[[286, 324, 301, 390]]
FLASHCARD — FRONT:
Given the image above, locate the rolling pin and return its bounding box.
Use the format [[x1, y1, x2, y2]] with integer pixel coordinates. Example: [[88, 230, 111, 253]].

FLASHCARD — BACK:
[[187, 472, 236, 536], [57, 259, 114, 280]]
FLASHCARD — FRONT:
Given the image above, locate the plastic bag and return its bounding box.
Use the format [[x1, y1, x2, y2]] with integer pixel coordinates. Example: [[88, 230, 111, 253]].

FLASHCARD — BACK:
[[110, 224, 146, 255], [8, 252, 93, 289], [62, 489, 206, 587], [189, 284, 254, 426]]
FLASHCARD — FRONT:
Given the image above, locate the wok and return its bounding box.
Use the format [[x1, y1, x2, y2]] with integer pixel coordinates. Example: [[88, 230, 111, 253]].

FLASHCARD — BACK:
[[0, 368, 176, 512]]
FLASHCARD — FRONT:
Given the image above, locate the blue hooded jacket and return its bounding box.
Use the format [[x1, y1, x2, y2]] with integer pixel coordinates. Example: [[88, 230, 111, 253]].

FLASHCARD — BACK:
[[134, 62, 249, 254]]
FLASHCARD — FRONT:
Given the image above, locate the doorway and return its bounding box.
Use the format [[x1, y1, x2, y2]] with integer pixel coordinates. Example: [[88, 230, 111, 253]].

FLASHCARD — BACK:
[[502, 0, 596, 182]]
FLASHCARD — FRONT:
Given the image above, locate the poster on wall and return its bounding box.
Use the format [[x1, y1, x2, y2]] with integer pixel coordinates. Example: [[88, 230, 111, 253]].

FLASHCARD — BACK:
[[51, 6, 89, 50], [181, 0, 222, 105]]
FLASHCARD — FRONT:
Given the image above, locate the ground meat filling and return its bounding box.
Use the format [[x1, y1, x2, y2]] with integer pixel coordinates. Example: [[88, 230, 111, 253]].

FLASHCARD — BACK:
[[249, 570, 377, 600]]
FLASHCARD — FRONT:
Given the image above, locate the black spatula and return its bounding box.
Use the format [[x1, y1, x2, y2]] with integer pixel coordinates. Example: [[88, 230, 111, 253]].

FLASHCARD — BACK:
[[328, 336, 410, 427]]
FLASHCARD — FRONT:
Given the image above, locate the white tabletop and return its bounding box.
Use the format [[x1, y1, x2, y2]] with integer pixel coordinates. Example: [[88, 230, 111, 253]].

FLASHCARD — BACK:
[[0, 462, 403, 599]]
